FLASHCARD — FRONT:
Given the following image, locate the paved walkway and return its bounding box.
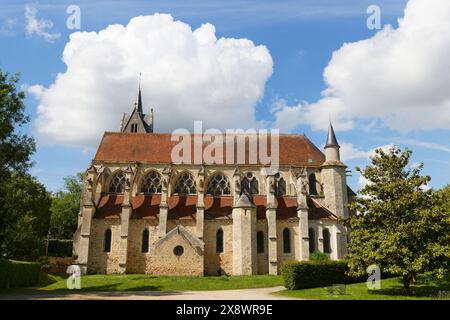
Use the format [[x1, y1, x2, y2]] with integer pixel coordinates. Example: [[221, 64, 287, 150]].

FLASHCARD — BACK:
[[2, 286, 297, 300]]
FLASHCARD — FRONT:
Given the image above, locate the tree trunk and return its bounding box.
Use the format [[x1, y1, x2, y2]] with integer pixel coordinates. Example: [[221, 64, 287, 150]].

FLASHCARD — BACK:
[[403, 274, 412, 295]]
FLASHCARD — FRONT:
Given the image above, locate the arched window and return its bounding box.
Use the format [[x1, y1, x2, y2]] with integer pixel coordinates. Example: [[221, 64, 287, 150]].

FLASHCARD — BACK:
[[257, 231, 264, 253], [174, 172, 196, 195], [109, 171, 126, 193], [323, 228, 331, 254], [131, 123, 138, 132], [274, 173, 286, 196], [104, 229, 112, 253], [283, 228, 291, 254], [207, 173, 231, 196], [309, 228, 316, 253], [142, 229, 149, 253], [241, 172, 258, 196], [309, 173, 318, 195], [216, 229, 224, 253], [141, 171, 162, 194]]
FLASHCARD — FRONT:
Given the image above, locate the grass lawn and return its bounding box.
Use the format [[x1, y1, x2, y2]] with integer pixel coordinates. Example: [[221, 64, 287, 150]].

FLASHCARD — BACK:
[[275, 273, 450, 300], [0, 274, 283, 295]]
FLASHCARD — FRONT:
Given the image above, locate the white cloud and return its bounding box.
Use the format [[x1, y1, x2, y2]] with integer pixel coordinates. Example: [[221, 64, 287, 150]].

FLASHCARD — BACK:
[[24, 5, 60, 42], [0, 18, 16, 36], [273, 0, 450, 132], [30, 14, 273, 147]]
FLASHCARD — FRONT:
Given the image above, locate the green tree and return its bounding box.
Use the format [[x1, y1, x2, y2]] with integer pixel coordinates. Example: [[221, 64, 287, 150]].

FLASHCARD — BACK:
[[0, 173, 51, 260], [49, 173, 83, 239], [345, 146, 450, 294], [0, 70, 40, 259]]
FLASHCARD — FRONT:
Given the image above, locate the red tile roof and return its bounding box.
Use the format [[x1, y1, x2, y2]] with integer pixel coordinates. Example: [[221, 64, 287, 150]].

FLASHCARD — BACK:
[[93, 132, 325, 166], [94, 194, 336, 220]]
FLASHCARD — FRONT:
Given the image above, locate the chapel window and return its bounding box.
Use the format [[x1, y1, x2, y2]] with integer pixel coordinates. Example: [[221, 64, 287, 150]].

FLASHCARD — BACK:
[[104, 229, 112, 253], [323, 228, 331, 254], [207, 173, 231, 196], [174, 172, 197, 195], [257, 231, 265, 254], [109, 171, 126, 193], [283, 228, 291, 254], [241, 172, 259, 196], [309, 173, 318, 196], [142, 229, 149, 253], [141, 171, 162, 194], [309, 228, 316, 253], [216, 229, 224, 253]]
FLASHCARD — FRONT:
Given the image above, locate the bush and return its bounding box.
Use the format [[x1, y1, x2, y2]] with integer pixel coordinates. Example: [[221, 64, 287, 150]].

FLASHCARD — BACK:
[[309, 251, 330, 262], [0, 259, 42, 288], [47, 239, 73, 257], [281, 260, 365, 290]]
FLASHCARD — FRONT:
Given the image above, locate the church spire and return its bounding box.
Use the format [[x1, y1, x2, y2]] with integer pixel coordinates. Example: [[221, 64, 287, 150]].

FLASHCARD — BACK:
[[325, 121, 339, 148], [137, 73, 143, 114]]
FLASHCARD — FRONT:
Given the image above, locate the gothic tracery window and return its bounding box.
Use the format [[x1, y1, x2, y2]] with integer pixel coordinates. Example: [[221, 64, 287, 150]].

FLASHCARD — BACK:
[[174, 172, 196, 195], [207, 173, 231, 196], [274, 173, 286, 196], [109, 171, 126, 193], [241, 172, 259, 196], [141, 171, 162, 194]]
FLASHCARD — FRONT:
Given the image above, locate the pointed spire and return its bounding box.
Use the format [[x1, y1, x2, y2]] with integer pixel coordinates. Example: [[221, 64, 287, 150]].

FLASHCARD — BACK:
[[137, 72, 143, 114], [325, 121, 339, 148]]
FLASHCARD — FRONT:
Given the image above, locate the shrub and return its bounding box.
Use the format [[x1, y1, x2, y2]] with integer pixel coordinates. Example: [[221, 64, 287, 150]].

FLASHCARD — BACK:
[[281, 260, 365, 290], [47, 239, 73, 257], [309, 250, 330, 262], [0, 259, 42, 288]]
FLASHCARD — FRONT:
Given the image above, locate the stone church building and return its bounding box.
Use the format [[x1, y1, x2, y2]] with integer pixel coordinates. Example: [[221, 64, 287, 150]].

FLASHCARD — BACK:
[[73, 89, 352, 276]]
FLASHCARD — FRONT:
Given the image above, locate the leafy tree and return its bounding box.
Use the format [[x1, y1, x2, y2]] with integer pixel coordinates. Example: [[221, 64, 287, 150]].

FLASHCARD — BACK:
[[49, 173, 83, 239], [0, 70, 40, 259], [345, 146, 450, 294], [0, 173, 51, 260]]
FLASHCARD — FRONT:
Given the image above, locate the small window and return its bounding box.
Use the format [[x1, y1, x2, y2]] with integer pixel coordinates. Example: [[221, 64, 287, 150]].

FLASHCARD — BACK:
[[104, 229, 112, 253], [323, 228, 331, 254], [174, 245, 184, 256], [216, 229, 224, 253], [131, 123, 138, 132], [142, 229, 149, 253], [257, 231, 264, 253], [309, 173, 318, 195], [309, 228, 315, 253], [283, 228, 291, 254]]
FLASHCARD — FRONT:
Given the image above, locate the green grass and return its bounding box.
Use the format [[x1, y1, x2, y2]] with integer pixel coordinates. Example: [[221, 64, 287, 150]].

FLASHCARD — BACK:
[[275, 273, 450, 300], [35, 274, 283, 292]]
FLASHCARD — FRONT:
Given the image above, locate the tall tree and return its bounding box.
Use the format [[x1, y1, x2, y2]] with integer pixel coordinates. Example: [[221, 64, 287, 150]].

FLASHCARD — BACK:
[[49, 173, 83, 239], [345, 146, 450, 294], [0, 71, 38, 258]]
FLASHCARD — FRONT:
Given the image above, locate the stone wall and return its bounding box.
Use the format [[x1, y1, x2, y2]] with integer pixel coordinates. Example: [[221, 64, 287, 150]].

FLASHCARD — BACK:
[[203, 219, 233, 275], [276, 219, 300, 271], [88, 218, 121, 274]]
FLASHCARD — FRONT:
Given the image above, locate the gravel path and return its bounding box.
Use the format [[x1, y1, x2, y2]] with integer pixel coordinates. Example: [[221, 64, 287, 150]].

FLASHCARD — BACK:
[[2, 286, 297, 300]]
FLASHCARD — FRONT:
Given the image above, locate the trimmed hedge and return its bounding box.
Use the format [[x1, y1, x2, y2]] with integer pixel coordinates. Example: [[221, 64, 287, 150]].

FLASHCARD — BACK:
[[47, 239, 73, 257], [0, 259, 42, 288], [281, 260, 365, 290]]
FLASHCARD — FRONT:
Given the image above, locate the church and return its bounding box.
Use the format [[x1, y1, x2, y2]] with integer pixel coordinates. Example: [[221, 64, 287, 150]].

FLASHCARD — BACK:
[[73, 88, 353, 276]]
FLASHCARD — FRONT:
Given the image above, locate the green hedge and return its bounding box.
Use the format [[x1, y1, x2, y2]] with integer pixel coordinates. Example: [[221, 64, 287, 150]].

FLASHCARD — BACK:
[[47, 239, 73, 257], [281, 260, 365, 290], [0, 259, 42, 288]]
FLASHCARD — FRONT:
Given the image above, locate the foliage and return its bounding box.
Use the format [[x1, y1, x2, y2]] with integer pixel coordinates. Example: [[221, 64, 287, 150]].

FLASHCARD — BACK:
[[49, 173, 83, 239], [0, 173, 51, 260], [281, 260, 363, 290], [345, 146, 450, 294], [0, 71, 37, 258], [47, 239, 73, 257], [0, 259, 42, 288], [309, 250, 330, 262]]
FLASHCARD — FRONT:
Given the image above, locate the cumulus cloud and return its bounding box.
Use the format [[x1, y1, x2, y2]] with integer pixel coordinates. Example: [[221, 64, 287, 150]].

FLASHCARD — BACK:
[[30, 14, 273, 147], [25, 5, 60, 42], [273, 0, 450, 132]]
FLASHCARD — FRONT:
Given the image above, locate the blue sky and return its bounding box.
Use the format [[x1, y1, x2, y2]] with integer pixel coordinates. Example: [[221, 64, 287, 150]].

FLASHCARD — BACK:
[[0, 0, 449, 192]]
